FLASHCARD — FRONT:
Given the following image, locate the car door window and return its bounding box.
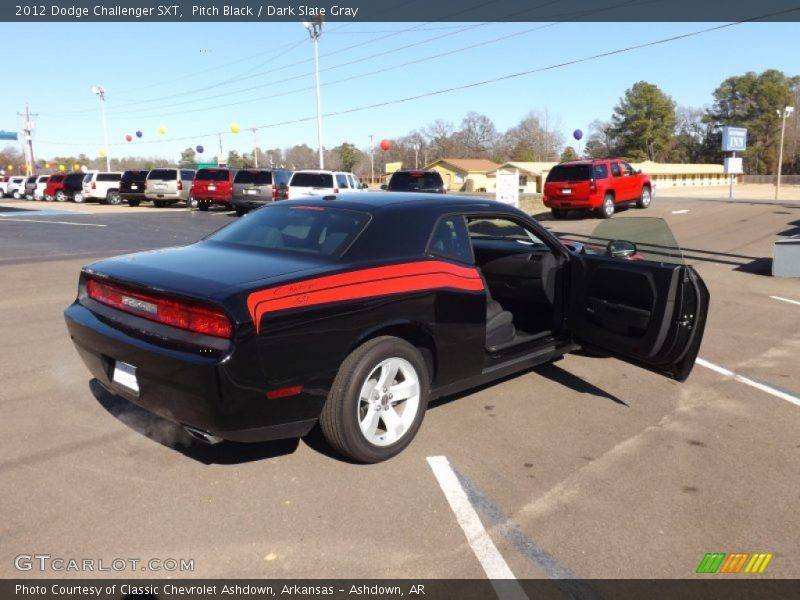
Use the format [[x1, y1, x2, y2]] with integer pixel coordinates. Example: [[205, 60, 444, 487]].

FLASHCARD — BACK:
[[621, 162, 634, 176], [610, 162, 621, 177], [336, 174, 350, 189], [467, 217, 546, 247], [593, 163, 609, 180], [427, 215, 474, 264], [587, 217, 684, 265]]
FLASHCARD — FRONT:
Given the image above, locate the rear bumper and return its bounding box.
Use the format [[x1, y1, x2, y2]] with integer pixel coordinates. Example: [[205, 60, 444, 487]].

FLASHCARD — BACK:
[[230, 195, 272, 209], [64, 302, 321, 442], [543, 193, 602, 209]]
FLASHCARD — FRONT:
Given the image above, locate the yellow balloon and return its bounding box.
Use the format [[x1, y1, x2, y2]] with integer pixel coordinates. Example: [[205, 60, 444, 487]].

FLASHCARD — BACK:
[[99, 150, 106, 158], [73, 163, 80, 171], [58, 165, 65, 172], [158, 126, 167, 135], [230, 123, 240, 134], [6, 164, 12, 171]]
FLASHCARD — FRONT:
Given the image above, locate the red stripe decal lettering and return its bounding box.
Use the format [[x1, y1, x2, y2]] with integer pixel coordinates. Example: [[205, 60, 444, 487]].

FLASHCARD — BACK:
[[247, 260, 483, 332]]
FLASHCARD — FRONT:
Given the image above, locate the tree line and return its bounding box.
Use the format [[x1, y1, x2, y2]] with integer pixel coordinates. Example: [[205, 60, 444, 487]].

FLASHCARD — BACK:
[[3, 69, 797, 177]]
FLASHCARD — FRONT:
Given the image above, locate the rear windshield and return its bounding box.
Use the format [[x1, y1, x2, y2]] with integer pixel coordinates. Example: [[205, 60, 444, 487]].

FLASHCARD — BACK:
[[389, 171, 443, 190], [49, 175, 64, 183], [27, 176, 37, 183], [546, 165, 593, 182], [290, 172, 334, 188], [207, 205, 370, 257], [65, 174, 84, 183], [147, 169, 177, 181], [98, 173, 122, 182], [83, 174, 93, 183], [234, 170, 272, 185], [196, 169, 230, 181], [121, 171, 148, 183]]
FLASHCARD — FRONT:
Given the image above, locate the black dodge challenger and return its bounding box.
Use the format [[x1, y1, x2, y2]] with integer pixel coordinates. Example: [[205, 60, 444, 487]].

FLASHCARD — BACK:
[[65, 193, 709, 463]]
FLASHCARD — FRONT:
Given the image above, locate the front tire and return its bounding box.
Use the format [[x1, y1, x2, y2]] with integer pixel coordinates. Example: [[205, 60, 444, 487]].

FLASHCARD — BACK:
[[636, 186, 651, 209], [551, 208, 567, 219], [198, 202, 209, 211], [127, 199, 140, 207], [599, 193, 615, 219], [55, 190, 66, 202], [154, 200, 168, 208], [235, 207, 247, 217], [106, 190, 122, 205], [320, 336, 430, 463]]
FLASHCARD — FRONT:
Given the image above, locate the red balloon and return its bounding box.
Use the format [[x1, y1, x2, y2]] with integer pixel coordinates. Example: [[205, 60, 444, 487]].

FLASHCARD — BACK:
[[125, 134, 132, 142], [379, 139, 391, 152]]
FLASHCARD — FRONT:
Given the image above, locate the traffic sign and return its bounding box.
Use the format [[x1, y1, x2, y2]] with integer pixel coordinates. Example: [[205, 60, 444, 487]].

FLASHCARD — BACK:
[[0, 131, 18, 140]]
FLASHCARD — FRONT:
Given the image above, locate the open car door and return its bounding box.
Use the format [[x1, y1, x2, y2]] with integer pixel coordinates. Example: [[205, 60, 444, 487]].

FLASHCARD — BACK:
[[567, 217, 709, 381]]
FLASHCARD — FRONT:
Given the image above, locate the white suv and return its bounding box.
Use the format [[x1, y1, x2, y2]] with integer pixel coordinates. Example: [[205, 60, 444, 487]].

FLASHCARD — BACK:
[[6, 176, 26, 199], [80, 171, 123, 204], [287, 170, 366, 199]]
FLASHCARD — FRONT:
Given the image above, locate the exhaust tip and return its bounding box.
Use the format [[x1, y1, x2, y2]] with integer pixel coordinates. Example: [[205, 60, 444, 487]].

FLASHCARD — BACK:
[[183, 425, 223, 445]]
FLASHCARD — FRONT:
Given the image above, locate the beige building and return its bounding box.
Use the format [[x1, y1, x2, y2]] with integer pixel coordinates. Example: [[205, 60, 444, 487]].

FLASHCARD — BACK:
[[426, 158, 500, 192], [629, 161, 739, 188]]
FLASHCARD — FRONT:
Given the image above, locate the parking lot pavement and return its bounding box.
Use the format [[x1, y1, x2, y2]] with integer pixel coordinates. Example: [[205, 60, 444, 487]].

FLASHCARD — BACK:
[[1, 194, 799, 581]]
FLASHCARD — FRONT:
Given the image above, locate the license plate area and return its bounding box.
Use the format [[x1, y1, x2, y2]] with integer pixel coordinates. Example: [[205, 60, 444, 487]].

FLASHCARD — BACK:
[[244, 189, 257, 195], [112, 360, 139, 394], [208, 185, 216, 191], [561, 188, 572, 195]]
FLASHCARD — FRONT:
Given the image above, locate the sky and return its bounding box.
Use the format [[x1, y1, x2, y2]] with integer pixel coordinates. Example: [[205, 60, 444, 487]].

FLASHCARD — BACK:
[[1, 19, 799, 165]]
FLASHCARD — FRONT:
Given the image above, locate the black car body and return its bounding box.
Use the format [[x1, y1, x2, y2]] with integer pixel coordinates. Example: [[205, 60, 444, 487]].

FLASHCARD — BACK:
[[119, 170, 149, 206], [24, 176, 38, 199], [383, 170, 447, 193], [60, 172, 86, 202], [65, 193, 709, 462], [230, 168, 291, 216]]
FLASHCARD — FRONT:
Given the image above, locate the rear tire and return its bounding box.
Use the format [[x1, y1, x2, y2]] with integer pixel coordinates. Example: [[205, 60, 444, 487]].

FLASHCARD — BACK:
[[55, 190, 66, 202], [636, 186, 651, 209], [106, 190, 121, 205], [235, 207, 247, 217], [599, 194, 615, 219], [127, 199, 140, 207], [319, 336, 429, 463], [551, 208, 567, 219], [154, 200, 168, 208], [198, 202, 209, 211]]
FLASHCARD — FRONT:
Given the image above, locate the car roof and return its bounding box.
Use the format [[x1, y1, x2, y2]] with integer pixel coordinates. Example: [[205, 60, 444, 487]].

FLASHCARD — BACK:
[[278, 192, 517, 214]]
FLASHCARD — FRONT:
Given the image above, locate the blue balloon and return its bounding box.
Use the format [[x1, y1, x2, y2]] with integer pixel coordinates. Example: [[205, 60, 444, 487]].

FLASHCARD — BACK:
[[196, 145, 204, 153], [135, 130, 143, 138], [573, 129, 584, 141]]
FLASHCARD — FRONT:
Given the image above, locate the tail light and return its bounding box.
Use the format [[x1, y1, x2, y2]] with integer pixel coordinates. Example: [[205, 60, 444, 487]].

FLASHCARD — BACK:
[[86, 278, 232, 339], [272, 184, 277, 199], [91, 182, 96, 189], [589, 179, 597, 194], [333, 188, 340, 194]]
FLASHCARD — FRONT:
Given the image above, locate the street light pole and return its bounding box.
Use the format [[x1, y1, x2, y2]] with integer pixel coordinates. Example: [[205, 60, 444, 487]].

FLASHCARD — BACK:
[[776, 106, 795, 200], [369, 134, 374, 184], [91, 86, 111, 171], [303, 20, 324, 169]]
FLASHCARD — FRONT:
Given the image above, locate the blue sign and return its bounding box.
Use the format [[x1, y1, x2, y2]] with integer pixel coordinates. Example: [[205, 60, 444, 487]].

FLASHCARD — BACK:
[[721, 127, 747, 152], [0, 131, 18, 141]]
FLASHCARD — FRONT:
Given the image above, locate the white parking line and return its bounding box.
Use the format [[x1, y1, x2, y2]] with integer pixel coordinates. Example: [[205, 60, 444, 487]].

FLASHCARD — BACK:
[[0, 218, 107, 227], [427, 456, 527, 599], [696, 358, 800, 408], [770, 295, 800, 307], [671, 209, 690, 214]]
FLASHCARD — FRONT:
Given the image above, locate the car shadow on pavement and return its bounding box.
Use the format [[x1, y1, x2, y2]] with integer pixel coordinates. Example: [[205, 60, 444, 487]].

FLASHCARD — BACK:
[[89, 379, 299, 464]]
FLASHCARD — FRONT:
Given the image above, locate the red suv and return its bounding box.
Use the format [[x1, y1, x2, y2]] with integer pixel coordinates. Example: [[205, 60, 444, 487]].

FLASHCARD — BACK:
[[44, 174, 66, 201], [543, 159, 652, 219], [192, 168, 235, 211]]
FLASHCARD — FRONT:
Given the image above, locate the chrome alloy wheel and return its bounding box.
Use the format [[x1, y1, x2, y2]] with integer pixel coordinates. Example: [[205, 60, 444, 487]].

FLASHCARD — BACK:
[[357, 357, 421, 447]]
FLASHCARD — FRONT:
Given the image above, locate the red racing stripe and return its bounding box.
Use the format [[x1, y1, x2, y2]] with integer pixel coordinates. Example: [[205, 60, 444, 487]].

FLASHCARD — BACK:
[[247, 260, 483, 332]]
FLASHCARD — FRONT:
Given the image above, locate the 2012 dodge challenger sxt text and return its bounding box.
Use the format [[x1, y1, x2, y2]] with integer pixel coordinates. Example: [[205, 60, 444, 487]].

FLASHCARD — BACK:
[[65, 193, 709, 462]]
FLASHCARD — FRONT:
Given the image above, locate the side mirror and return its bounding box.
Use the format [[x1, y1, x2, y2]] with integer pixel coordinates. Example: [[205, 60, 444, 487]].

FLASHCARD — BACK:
[[607, 239, 637, 259], [361, 183, 369, 189], [635, 169, 642, 175], [379, 184, 388, 190]]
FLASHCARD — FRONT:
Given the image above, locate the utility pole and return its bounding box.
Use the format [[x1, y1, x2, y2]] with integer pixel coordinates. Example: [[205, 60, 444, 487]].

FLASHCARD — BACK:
[[776, 106, 795, 200], [303, 19, 324, 169], [91, 86, 111, 171], [251, 128, 259, 168], [17, 103, 37, 175], [218, 133, 224, 167], [369, 134, 374, 184]]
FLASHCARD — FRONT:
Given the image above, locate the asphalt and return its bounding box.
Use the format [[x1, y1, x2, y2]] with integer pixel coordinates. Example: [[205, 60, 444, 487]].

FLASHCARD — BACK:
[[0, 193, 798, 582]]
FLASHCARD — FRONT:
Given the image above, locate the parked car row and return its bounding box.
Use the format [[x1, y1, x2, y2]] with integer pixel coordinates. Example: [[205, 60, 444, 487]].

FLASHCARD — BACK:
[[8, 167, 371, 215]]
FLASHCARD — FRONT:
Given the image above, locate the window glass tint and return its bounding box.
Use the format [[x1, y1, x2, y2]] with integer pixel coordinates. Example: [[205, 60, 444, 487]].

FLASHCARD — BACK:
[[291, 173, 334, 188], [180, 170, 195, 180], [593, 164, 609, 179], [196, 169, 230, 181], [50, 175, 64, 183], [147, 169, 177, 181], [610, 162, 621, 177], [336, 174, 350, 188], [207, 205, 370, 257], [389, 171, 444, 190], [588, 217, 684, 265], [467, 217, 545, 246], [621, 162, 634, 176], [27, 176, 37, 183], [234, 170, 272, 185], [546, 165, 592, 182], [427, 216, 473, 264], [121, 171, 148, 183], [82, 174, 93, 183], [97, 173, 121, 182], [351, 174, 362, 188], [273, 170, 291, 185]]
